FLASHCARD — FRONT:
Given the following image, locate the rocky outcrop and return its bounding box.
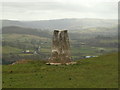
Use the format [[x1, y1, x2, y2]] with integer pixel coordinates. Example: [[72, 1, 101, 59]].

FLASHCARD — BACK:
[[49, 30, 71, 64]]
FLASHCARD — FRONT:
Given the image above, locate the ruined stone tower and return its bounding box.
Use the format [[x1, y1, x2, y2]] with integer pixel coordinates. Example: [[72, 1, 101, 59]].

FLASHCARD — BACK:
[[49, 30, 71, 64]]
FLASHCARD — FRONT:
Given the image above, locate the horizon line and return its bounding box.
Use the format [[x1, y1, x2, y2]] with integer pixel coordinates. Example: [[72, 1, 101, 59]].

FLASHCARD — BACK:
[[1, 18, 117, 21]]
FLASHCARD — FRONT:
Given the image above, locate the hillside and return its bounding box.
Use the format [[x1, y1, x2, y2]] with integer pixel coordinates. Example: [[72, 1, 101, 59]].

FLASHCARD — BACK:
[[2, 18, 117, 30], [2, 53, 118, 88], [2, 25, 118, 64], [2, 26, 51, 38], [2, 19, 118, 65]]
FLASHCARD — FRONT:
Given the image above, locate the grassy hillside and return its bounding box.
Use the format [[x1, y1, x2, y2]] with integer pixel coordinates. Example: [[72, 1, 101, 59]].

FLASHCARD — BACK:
[[2, 31, 118, 64], [2, 46, 22, 54], [2, 53, 118, 88], [3, 34, 50, 42], [2, 26, 51, 38]]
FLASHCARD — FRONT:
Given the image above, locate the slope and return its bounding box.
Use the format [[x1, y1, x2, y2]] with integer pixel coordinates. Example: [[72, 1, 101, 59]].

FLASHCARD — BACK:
[[2, 52, 118, 88]]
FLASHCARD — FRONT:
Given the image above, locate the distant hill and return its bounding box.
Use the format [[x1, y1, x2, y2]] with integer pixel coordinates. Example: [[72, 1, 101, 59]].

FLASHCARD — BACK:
[[2, 25, 117, 39], [2, 26, 51, 38], [1, 18, 117, 30]]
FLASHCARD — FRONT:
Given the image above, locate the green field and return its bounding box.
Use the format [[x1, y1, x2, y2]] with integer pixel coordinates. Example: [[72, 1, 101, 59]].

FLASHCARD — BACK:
[[3, 34, 49, 42], [2, 32, 118, 64], [2, 46, 22, 54], [2, 53, 118, 88]]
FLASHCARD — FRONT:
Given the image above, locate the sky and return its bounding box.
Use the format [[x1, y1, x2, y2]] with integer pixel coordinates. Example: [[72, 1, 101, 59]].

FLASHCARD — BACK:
[[1, 0, 119, 20]]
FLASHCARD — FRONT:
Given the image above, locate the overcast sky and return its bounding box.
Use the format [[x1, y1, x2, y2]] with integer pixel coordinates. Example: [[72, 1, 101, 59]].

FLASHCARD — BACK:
[[1, 0, 119, 20]]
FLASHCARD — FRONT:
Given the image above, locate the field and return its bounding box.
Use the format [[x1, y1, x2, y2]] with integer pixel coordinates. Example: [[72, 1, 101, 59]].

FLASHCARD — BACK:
[[2, 52, 118, 88], [2, 33, 118, 64]]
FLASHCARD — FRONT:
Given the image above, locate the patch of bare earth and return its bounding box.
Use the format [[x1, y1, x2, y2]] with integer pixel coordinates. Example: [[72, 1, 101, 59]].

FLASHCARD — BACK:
[[11, 60, 32, 65]]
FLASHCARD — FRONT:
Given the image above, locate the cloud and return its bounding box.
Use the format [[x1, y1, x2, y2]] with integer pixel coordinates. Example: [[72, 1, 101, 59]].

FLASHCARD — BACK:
[[1, 0, 118, 20]]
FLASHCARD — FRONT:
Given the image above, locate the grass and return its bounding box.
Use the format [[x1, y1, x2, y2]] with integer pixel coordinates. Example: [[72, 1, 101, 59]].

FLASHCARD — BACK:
[[2, 33, 118, 58], [40, 48, 51, 53], [2, 52, 118, 88], [2, 46, 22, 54], [100, 39, 118, 44], [18, 54, 33, 56], [3, 34, 49, 42]]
